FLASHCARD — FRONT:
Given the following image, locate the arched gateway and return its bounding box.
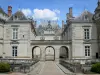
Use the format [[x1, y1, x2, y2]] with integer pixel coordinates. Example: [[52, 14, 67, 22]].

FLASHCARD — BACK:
[[45, 46, 55, 61], [60, 46, 69, 59], [31, 45, 70, 61], [32, 46, 41, 59]]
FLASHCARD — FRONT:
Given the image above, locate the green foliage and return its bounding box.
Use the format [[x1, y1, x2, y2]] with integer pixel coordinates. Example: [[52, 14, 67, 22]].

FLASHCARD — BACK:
[[0, 62, 10, 73], [91, 62, 100, 73]]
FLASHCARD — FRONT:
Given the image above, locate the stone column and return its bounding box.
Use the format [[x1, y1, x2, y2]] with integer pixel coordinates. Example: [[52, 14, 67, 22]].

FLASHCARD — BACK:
[[27, 46, 32, 59], [40, 46, 45, 61], [27, 43, 32, 59], [68, 45, 72, 59], [55, 47, 60, 63]]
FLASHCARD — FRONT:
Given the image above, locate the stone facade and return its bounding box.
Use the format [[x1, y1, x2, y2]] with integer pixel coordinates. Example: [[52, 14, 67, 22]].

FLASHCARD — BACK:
[[0, 1, 100, 63], [61, 7, 99, 61]]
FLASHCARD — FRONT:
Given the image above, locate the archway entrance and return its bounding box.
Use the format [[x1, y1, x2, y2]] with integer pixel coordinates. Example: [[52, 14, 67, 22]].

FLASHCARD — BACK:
[[32, 46, 41, 60], [60, 46, 69, 59], [45, 46, 55, 61]]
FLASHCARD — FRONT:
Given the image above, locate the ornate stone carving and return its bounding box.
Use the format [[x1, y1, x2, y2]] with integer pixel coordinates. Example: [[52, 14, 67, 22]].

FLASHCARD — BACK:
[[40, 36, 45, 40]]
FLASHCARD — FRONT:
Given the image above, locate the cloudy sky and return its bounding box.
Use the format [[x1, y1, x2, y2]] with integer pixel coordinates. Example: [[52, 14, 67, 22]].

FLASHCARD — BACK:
[[0, 0, 98, 26]]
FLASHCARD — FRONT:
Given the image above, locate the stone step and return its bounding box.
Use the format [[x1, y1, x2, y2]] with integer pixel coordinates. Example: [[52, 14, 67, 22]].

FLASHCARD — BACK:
[[56, 63, 76, 75], [27, 61, 44, 75]]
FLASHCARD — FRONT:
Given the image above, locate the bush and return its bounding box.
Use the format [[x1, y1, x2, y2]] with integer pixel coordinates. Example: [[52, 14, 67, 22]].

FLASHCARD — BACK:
[[91, 62, 100, 73], [0, 62, 10, 73]]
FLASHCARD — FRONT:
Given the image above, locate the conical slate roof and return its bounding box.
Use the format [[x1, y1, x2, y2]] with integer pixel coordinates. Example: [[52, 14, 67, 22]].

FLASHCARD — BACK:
[[95, 6, 100, 11], [14, 10, 25, 17], [95, 1, 100, 13]]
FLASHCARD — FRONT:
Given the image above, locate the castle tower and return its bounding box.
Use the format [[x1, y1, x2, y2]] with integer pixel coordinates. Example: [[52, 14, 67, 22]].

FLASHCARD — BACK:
[[93, 0, 100, 21], [93, 0, 100, 57]]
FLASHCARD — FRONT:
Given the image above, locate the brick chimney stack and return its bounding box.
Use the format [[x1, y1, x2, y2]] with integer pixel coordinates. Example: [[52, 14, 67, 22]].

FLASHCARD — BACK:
[[8, 6, 12, 17]]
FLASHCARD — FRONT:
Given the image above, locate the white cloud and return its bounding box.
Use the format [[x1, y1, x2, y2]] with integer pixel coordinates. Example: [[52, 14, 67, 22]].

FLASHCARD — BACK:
[[22, 8, 60, 20], [33, 9, 60, 20], [53, 9, 60, 14], [22, 8, 32, 16]]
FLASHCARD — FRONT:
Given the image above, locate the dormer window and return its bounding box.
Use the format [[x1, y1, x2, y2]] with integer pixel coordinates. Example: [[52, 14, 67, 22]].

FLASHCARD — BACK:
[[84, 15, 88, 20], [15, 16, 17, 19]]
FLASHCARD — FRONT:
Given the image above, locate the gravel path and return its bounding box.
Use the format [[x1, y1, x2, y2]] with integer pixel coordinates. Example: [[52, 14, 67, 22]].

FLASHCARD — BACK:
[[39, 61, 65, 75]]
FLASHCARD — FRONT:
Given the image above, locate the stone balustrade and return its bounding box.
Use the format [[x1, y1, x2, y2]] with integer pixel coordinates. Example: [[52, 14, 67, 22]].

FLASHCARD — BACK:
[[31, 40, 72, 45]]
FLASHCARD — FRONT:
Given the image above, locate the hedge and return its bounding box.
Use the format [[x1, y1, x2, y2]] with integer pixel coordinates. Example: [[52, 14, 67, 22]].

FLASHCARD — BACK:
[[91, 62, 100, 73], [0, 62, 10, 73]]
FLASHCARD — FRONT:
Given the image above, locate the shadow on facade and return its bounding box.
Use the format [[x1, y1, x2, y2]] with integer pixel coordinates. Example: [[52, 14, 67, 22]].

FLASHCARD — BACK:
[[59, 46, 69, 59], [32, 46, 41, 60]]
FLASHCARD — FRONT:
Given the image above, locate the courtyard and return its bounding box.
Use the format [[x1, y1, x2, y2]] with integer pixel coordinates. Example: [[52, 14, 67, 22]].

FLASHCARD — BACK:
[[0, 61, 100, 75], [0, 0, 100, 75]]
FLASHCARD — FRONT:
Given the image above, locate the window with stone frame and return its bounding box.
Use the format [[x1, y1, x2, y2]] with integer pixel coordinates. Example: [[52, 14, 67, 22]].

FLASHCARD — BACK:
[[13, 28, 18, 40], [12, 46, 17, 57], [84, 28, 90, 40], [85, 46, 90, 56]]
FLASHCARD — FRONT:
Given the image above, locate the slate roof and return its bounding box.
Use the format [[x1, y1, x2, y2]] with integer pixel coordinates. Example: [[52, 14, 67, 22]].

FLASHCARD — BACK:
[[71, 10, 93, 23], [35, 22, 61, 36], [95, 1, 100, 12], [95, 6, 100, 12], [40, 21, 59, 30], [0, 7, 8, 16], [0, 17, 5, 23], [8, 10, 27, 20]]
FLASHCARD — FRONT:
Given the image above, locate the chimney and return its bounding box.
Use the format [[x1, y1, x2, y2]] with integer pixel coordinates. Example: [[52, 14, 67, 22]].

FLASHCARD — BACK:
[[62, 20, 64, 32], [8, 6, 12, 17], [98, 0, 100, 6], [34, 21, 37, 27], [62, 20, 64, 26], [66, 13, 70, 20], [69, 7, 73, 18]]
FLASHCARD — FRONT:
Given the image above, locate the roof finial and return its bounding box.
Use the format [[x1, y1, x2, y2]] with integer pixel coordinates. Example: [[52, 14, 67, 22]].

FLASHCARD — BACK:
[[18, 6, 21, 11], [84, 6, 87, 11]]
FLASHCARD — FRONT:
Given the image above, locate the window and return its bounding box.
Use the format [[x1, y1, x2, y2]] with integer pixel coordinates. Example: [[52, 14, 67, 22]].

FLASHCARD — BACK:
[[23, 35, 24, 38], [12, 46, 17, 57], [13, 28, 18, 40], [84, 29, 90, 40], [85, 46, 90, 56], [15, 16, 17, 19], [84, 15, 88, 20]]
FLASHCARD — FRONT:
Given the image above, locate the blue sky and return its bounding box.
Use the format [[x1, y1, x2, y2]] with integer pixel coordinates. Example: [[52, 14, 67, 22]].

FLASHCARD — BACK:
[[0, 0, 98, 26]]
